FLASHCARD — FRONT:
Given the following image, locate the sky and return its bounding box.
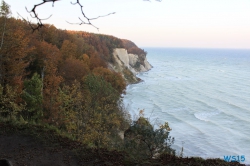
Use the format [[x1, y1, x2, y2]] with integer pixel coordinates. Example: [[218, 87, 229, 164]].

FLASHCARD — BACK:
[[4, 0, 250, 49]]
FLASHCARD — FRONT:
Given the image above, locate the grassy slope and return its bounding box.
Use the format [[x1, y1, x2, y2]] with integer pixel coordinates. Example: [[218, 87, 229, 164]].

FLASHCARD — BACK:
[[0, 121, 246, 166]]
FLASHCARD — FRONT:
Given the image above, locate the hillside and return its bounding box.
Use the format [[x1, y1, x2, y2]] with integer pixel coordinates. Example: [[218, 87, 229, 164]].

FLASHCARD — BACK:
[[68, 31, 152, 84], [0, 10, 245, 166], [0, 16, 148, 151]]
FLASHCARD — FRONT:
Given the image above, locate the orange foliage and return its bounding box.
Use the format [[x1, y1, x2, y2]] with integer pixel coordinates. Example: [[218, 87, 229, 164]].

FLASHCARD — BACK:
[[0, 17, 132, 128], [59, 58, 90, 85], [60, 40, 77, 59], [89, 55, 107, 70], [0, 29, 32, 90], [122, 39, 147, 55], [34, 41, 63, 125]]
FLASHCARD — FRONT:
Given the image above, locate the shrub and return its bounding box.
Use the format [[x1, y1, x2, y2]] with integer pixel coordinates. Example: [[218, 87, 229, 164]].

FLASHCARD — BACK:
[[124, 110, 175, 162]]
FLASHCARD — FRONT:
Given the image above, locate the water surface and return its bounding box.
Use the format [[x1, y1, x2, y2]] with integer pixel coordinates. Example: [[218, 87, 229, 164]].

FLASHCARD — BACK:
[[123, 48, 250, 163]]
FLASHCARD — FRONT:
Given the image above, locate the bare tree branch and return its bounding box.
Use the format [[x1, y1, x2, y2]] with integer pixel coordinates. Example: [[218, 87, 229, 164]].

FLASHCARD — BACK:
[[24, 0, 161, 32], [24, 0, 59, 32], [23, 0, 115, 31], [68, 0, 115, 31]]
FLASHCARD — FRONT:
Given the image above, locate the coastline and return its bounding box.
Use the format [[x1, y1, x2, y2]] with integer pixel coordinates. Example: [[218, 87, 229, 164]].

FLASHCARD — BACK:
[[122, 48, 250, 165]]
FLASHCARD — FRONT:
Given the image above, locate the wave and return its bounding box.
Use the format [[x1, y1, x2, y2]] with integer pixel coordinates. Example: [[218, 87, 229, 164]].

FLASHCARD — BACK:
[[194, 111, 220, 121], [166, 107, 190, 113], [174, 82, 250, 115], [123, 48, 250, 163]]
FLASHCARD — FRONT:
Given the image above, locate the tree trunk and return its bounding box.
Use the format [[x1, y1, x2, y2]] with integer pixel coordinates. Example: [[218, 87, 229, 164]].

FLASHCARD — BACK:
[[0, 16, 7, 86]]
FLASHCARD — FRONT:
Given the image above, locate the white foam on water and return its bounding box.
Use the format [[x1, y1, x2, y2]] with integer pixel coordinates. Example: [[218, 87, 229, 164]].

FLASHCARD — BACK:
[[123, 48, 250, 164], [194, 111, 220, 121]]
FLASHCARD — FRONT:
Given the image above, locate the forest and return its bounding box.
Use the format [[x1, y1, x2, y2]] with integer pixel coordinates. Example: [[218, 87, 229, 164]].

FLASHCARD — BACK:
[[1, 1, 245, 165], [0, 1, 178, 164]]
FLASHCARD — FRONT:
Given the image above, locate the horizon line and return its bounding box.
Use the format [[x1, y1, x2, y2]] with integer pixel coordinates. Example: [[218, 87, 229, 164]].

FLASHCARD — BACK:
[[141, 46, 250, 50]]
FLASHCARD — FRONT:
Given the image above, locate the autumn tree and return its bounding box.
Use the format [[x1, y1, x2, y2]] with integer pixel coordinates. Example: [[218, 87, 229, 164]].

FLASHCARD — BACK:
[[80, 53, 90, 66], [60, 40, 77, 59], [0, 28, 32, 93], [0, 0, 10, 86], [59, 58, 89, 85], [89, 54, 107, 70], [0, 2, 30, 120], [32, 41, 63, 125], [40, 24, 59, 45]]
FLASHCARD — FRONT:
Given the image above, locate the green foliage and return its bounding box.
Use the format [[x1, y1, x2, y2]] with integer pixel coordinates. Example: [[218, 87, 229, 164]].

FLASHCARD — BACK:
[[22, 73, 43, 121], [134, 61, 141, 69], [59, 81, 84, 136], [83, 74, 119, 101], [57, 75, 130, 150], [124, 111, 175, 162], [0, 5, 245, 166], [123, 68, 140, 84], [0, 0, 11, 17], [81, 74, 125, 148], [0, 84, 25, 120], [92, 67, 126, 94], [0, 9, 179, 162]]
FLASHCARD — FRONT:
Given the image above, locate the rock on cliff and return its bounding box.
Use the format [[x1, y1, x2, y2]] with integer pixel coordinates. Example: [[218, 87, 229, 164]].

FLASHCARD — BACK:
[[108, 48, 152, 84]]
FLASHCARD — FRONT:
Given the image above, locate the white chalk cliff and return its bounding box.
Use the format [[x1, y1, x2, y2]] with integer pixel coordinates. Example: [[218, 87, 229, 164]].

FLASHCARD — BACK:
[[109, 48, 152, 84]]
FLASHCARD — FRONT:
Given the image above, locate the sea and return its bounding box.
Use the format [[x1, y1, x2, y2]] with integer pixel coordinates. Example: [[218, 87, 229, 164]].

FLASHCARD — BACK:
[[123, 48, 250, 164]]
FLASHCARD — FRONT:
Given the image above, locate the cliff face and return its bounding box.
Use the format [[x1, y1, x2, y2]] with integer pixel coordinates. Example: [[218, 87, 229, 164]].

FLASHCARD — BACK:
[[108, 48, 152, 84], [67, 32, 151, 84]]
